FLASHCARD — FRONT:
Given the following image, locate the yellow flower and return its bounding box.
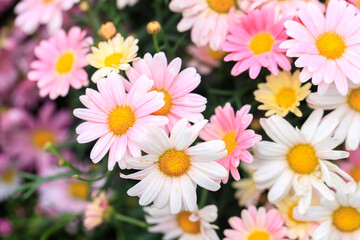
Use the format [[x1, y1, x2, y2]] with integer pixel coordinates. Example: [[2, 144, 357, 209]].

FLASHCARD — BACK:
[[87, 33, 139, 83], [254, 70, 311, 117]]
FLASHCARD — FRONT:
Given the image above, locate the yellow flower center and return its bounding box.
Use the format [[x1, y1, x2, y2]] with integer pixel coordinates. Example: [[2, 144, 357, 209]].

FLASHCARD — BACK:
[[208, 47, 226, 60], [1, 169, 15, 184], [43, 0, 53, 3], [249, 33, 275, 55], [107, 105, 136, 135], [316, 33, 346, 60], [357, 1, 360, 7], [207, 0, 235, 14], [347, 87, 360, 112], [222, 131, 237, 155], [104, 53, 123, 67], [275, 88, 296, 108], [158, 149, 191, 177], [177, 211, 201, 234], [68, 181, 89, 200], [152, 89, 173, 116], [350, 166, 360, 182], [287, 204, 303, 224], [32, 130, 56, 149], [287, 144, 319, 174], [332, 207, 360, 232], [55, 52, 75, 75], [247, 230, 271, 240]]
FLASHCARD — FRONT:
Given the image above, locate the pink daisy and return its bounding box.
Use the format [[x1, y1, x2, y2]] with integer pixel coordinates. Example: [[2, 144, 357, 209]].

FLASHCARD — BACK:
[[280, 0, 360, 95], [122, 52, 207, 131], [15, 0, 80, 35], [199, 103, 261, 183], [339, 147, 360, 182], [73, 72, 168, 170], [224, 206, 287, 240], [28, 27, 92, 100], [222, 7, 291, 79]]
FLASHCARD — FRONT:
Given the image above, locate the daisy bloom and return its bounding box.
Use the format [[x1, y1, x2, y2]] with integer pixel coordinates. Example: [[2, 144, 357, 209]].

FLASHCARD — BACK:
[[122, 52, 207, 131], [73, 72, 168, 170], [254, 70, 311, 117], [121, 119, 228, 214], [169, 0, 244, 51], [294, 183, 360, 240], [222, 7, 291, 79], [224, 206, 287, 240], [339, 147, 360, 182], [28, 27, 92, 100], [307, 84, 360, 151], [84, 191, 113, 231], [281, 0, 360, 95], [15, 0, 80, 35], [251, 109, 352, 214], [87, 33, 139, 83], [117, 0, 138, 9], [145, 205, 219, 240], [199, 103, 261, 183]]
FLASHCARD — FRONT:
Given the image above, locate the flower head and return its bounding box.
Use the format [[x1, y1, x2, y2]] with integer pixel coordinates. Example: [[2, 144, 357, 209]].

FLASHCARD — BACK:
[[84, 192, 112, 231], [98, 22, 117, 40], [0, 218, 13, 237]]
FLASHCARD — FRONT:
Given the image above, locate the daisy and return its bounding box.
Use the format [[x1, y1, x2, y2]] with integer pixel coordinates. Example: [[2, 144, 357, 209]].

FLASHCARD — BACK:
[[0, 156, 21, 202], [117, 0, 138, 9], [84, 191, 112, 231], [87, 33, 139, 83], [73, 72, 168, 170], [169, 0, 244, 51], [339, 147, 360, 182], [307, 83, 360, 151], [224, 206, 287, 240], [251, 109, 352, 214], [254, 70, 312, 117], [223, 7, 291, 79], [28, 27, 92, 100], [145, 205, 219, 240], [186, 45, 225, 75], [280, 0, 360, 95], [122, 52, 207, 131], [121, 119, 228, 214], [15, 0, 80, 35], [199, 103, 261, 183], [294, 183, 360, 240]]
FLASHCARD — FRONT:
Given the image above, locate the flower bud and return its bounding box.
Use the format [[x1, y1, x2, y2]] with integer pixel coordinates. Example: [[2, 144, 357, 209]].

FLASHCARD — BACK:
[[98, 22, 117, 40], [79, 1, 90, 12], [84, 192, 112, 231], [147, 21, 161, 35]]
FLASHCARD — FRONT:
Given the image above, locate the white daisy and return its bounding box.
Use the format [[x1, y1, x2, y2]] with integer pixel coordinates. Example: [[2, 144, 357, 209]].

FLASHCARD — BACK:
[[251, 109, 353, 214], [294, 183, 360, 240], [121, 118, 228, 214], [307, 83, 360, 151], [0, 166, 21, 202], [117, 0, 138, 9], [144, 205, 219, 240]]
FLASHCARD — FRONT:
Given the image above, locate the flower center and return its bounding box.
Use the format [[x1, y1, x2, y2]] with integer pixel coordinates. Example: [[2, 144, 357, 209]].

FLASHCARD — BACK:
[[350, 166, 360, 182], [104, 53, 123, 67], [208, 47, 226, 60], [107, 105, 136, 135], [222, 131, 237, 155], [276, 88, 296, 108], [287, 144, 319, 174], [177, 211, 201, 234], [158, 149, 191, 177], [288, 204, 303, 224], [68, 181, 89, 200], [316, 33, 346, 60], [43, 0, 53, 3], [247, 230, 271, 240], [152, 89, 173, 116], [55, 52, 75, 75], [32, 130, 56, 149], [207, 0, 235, 13], [357, 0, 360, 8], [1, 169, 15, 184], [332, 207, 360, 232], [347, 87, 360, 112], [249, 33, 274, 55]]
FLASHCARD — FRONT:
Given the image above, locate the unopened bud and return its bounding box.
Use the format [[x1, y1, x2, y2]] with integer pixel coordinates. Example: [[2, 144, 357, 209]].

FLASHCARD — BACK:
[[98, 22, 117, 40], [79, 1, 90, 12], [147, 21, 161, 35]]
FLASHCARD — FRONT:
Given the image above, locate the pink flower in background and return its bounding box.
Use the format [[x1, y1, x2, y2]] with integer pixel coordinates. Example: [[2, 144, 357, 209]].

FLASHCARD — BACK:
[[28, 27, 92, 99], [339, 147, 360, 182], [281, 0, 360, 95], [222, 7, 291, 79], [347, 0, 360, 12], [74, 72, 168, 170], [123, 52, 207, 131], [0, 50, 18, 97], [0, 218, 13, 237], [200, 103, 261, 183], [10, 80, 41, 109], [0, 0, 14, 14], [84, 191, 112, 231]]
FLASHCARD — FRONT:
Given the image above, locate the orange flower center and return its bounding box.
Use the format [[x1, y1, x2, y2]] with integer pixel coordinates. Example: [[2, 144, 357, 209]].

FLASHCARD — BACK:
[[316, 32, 346, 60], [68, 181, 89, 200], [1, 169, 15, 184], [207, 0, 235, 14], [287, 144, 319, 174], [32, 129, 56, 149], [249, 33, 274, 55], [152, 89, 173, 116], [55, 52, 75, 75], [104, 53, 123, 67], [107, 105, 136, 135], [208, 47, 226, 60], [347, 87, 360, 112], [350, 166, 360, 182], [276, 88, 296, 108], [222, 131, 237, 155], [332, 207, 360, 232], [177, 211, 201, 234], [247, 230, 271, 240], [158, 149, 191, 177]]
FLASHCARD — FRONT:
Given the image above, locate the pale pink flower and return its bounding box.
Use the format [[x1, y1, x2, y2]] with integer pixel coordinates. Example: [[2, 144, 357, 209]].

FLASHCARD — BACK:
[[84, 192, 112, 231], [224, 206, 287, 240], [73, 72, 168, 170], [281, 0, 360, 95], [122, 52, 207, 131], [10, 80, 41, 109], [186, 45, 225, 75], [199, 103, 261, 183], [0, 50, 17, 96], [28, 27, 92, 100], [339, 147, 360, 182], [347, 0, 360, 12], [222, 7, 291, 79]]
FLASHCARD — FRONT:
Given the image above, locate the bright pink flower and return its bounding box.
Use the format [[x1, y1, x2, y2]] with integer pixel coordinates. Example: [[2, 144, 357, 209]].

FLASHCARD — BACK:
[[28, 27, 92, 100], [224, 206, 287, 240], [73, 72, 168, 170], [222, 7, 291, 79], [199, 103, 261, 183], [122, 52, 207, 131], [0, 218, 12, 237]]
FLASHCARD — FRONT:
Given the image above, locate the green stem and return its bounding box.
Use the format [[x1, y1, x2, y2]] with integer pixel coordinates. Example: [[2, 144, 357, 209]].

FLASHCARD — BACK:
[[199, 188, 208, 208], [233, 0, 239, 9], [153, 34, 161, 53], [73, 171, 110, 182], [113, 213, 148, 228], [45, 143, 82, 174]]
